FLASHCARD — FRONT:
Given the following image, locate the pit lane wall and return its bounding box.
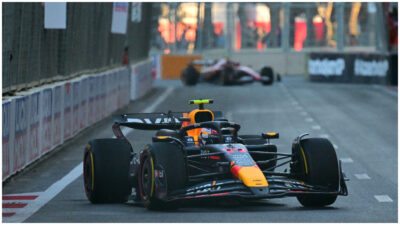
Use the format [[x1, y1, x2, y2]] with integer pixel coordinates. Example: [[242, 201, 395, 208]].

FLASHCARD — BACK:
[[3, 59, 154, 181]]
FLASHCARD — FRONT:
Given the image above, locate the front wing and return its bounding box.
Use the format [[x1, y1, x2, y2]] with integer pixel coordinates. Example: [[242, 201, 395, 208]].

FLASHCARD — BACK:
[[156, 174, 348, 202]]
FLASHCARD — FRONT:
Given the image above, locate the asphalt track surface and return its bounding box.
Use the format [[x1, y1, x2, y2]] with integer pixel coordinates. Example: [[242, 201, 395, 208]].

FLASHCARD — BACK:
[[3, 77, 397, 222]]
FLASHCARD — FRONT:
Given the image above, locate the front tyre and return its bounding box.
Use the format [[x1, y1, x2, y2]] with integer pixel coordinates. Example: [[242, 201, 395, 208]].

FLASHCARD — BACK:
[[83, 139, 132, 203], [291, 137, 339, 207], [181, 65, 200, 86]]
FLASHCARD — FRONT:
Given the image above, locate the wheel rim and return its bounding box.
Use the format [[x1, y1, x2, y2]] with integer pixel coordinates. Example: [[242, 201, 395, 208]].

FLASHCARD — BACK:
[[140, 156, 154, 200], [83, 151, 94, 194]]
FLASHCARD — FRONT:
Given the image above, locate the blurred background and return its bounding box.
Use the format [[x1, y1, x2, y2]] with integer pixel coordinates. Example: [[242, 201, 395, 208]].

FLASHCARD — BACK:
[[2, 2, 398, 93]]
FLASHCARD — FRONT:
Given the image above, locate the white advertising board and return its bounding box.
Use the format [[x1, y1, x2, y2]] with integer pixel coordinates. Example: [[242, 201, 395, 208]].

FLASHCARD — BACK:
[[41, 88, 53, 154], [100, 74, 107, 120], [28, 91, 41, 162], [131, 2, 142, 22], [88, 76, 96, 126], [80, 77, 89, 130], [63, 82, 72, 140], [72, 80, 80, 136], [52, 84, 64, 146], [3, 99, 15, 180], [44, 2, 67, 29], [14, 96, 30, 172], [111, 2, 129, 34]]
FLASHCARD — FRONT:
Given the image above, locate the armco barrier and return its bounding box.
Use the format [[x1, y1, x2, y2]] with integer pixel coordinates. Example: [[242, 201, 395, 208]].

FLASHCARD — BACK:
[[14, 95, 29, 173], [150, 53, 161, 79], [88, 76, 96, 126], [308, 52, 390, 84], [100, 74, 107, 120], [72, 80, 80, 136], [53, 84, 64, 147], [79, 77, 88, 130], [41, 87, 54, 155], [63, 81, 73, 141], [3, 98, 15, 179], [28, 91, 41, 163], [94, 76, 101, 123], [3, 60, 153, 181], [130, 59, 154, 100]]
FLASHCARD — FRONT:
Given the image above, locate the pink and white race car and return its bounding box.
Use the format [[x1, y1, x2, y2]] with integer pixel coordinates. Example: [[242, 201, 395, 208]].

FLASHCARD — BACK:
[[181, 59, 279, 86]]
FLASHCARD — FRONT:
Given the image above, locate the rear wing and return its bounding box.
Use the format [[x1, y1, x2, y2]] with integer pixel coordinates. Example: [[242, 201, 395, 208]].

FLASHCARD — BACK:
[[113, 111, 225, 130]]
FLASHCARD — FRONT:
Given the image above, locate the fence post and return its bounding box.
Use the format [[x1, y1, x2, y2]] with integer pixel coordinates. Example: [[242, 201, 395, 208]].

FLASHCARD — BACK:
[[226, 3, 234, 55], [281, 2, 290, 53], [336, 2, 344, 51]]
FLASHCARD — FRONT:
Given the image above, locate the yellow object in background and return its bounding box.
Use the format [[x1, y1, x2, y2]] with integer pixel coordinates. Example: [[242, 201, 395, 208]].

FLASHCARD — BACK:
[[161, 55, 202, 79]]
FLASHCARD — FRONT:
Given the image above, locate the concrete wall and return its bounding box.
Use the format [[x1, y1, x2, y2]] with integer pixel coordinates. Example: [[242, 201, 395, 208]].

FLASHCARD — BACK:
[[203, 50, 308, 76], [2, 59, 154, 181]]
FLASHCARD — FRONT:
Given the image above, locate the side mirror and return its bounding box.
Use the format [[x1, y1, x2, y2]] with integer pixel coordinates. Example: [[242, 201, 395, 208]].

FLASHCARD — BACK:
[[262, 132, 279, 139]]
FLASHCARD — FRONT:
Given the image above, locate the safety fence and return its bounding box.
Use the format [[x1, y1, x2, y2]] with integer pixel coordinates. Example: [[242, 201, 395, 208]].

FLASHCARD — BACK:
[[3, 2, 152, 93], [2, 59, 154, 181]]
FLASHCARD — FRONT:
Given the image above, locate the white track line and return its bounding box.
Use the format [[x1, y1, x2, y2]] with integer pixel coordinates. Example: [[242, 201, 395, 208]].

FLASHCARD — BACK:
[[320, 134, 330, 138], [374, 195, 393, 203], [10, 87, 175, 222], [142, 87, 174, 113], [340, 158, 354, 163], [305, 118, 314, 122], [311, 125, 321, 130], [354, 173, 371, 180]]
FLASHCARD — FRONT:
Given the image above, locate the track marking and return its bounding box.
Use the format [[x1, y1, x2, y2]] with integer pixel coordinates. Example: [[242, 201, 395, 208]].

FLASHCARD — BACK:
[[3, 203, 27, 208], [3, 212, 16, 217], [305, 118, 314, 122], [3, 195, 38, 200], [319, 134, 330, 138], [300, 112, 308, 116], [340, 158, 354, 163], [142, 87, 174, 113], [354, 173, 371, 180], [374, 195, 393, 202], [5, 87, 175, 222], [311, 125, 321, 130]]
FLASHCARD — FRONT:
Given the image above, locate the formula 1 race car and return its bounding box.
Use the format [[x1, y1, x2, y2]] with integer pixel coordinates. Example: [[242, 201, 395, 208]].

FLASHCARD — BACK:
[[181, 59, 279, 86], [83, 100, 348, 210]]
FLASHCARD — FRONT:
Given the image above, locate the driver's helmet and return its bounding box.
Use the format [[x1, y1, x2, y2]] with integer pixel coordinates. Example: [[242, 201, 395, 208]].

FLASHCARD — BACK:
[[198, 128, 219, 145]]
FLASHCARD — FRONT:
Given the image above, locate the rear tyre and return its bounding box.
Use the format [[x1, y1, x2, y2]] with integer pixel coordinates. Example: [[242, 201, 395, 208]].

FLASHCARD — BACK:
[[181, 65, 200, 86], [139, 143, 186, 210], [261, 66, 274, 85], [83, 139, 132, 203], [291, 137, 339, 207]]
